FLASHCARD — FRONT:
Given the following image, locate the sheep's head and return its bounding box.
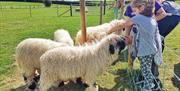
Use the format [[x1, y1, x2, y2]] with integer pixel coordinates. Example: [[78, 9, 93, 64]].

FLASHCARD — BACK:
[[96, 33, 126, 64], [106, 34, 126, 55]]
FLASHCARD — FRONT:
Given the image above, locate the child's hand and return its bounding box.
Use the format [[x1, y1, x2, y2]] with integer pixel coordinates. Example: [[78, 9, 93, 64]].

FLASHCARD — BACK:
[[125, 35, 132, 45]]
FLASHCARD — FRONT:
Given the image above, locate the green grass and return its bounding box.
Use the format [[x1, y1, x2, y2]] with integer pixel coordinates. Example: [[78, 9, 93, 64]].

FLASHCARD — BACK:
[[0, 1, 180, 91], [176, 1, 180, 5]]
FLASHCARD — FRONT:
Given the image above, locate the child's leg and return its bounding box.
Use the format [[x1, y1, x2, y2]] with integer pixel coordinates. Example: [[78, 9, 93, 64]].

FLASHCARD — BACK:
[[119, 6, 125, 19], [113, 7, 118, 19], [152, 58, 163, 90], [138, 54, 155, 90]]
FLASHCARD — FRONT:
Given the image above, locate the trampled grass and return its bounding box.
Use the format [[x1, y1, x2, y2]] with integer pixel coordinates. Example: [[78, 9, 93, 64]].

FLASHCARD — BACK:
[[0, 1, 179, 91]]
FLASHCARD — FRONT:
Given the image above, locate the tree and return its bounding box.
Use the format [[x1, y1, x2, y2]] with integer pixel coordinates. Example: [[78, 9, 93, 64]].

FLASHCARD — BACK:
[[43, 0, 52, 7]]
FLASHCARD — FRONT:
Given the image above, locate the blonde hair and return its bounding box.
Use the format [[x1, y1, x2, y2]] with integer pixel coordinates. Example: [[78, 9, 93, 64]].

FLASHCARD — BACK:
[[132, 0, 155, 17]]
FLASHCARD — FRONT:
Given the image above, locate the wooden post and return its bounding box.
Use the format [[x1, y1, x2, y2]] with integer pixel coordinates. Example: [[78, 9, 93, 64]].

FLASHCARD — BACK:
[[99, 0, 103, 25], [70, 4, 72, 16], [104, 0, 106, 15], [80, 0, 87, 44]]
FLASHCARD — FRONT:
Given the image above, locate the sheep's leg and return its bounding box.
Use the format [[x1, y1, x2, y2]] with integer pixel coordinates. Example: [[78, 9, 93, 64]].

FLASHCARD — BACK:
[[23, 68, 38, 90], [36, 69, 41, 75], [39, 75, 54, 91], [85, 80, 99, 91], [23, 68, 35, 85], [39, 80, 53, 91], [53, 80, 63, 87], [83, 75, 96, 87]]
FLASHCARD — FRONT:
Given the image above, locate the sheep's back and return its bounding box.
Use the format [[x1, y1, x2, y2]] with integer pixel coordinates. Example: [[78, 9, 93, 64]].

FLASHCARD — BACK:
[[16, 38, 68, 69]]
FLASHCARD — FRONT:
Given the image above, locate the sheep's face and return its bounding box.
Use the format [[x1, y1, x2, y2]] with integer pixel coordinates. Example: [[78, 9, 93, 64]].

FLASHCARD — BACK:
[[107, 34, 126, 55]]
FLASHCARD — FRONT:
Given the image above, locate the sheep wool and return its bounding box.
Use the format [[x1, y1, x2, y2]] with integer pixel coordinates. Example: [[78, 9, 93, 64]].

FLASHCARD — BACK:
[[54, 29, 74, 46], [39, 34, 126, 91], [15, 38, 69, 85], [75, 19, 125, 45]]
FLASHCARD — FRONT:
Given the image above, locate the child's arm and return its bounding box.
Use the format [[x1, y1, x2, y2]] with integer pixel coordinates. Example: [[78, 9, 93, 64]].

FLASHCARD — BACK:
[[155, 27, 162, 52], [155, 7, 167, 21]]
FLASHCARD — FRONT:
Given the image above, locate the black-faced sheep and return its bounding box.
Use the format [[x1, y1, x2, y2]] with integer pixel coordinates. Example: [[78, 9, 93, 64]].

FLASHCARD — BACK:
[[39, 34, 126, 91]]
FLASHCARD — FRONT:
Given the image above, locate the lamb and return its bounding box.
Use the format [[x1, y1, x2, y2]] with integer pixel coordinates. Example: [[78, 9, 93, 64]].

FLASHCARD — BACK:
[[54, 29, 74, 46], [15, 38, 69, 86], [75, 19, 125, 45], [39, 34, 126, 91]]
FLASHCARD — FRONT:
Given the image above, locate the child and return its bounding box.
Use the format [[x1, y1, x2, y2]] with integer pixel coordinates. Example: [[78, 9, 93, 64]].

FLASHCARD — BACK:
[[108, 0, 162, 90], [113, 0, 119, 19], [113, 0, 126, 19]]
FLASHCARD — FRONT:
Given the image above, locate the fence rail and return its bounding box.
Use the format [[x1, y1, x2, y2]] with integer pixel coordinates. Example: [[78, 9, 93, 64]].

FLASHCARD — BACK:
[[0, 4, 113, 17]]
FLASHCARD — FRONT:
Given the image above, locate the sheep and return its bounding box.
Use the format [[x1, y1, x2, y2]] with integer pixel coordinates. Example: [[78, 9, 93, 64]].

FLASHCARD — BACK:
[[54, 29, 74, 46], [39, 34, 126, 91], [75, 19, 125, 45], [15, 38, 69, 87]]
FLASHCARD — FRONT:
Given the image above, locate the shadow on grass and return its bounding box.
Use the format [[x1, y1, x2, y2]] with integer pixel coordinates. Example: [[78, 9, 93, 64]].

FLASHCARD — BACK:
[[10, 85, 27, 91], [100, 69, 141, 91], [10, 82, 86, 91], [10, 69, 141, 91], [171, 62, 180, 91]]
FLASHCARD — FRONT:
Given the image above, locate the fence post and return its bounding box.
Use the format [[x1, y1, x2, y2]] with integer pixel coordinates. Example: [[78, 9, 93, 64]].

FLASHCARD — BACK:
[[29, 5, 32, 17], [80, 0, 87, 44], [104, 0, 106, 15], [99, 0, 103, 24], [70, 4, 72, 16]]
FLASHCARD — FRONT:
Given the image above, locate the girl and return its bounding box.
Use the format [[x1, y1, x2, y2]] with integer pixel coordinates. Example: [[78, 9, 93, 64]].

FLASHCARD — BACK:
[[113, 0, 126, 19], [108, 0, 162, 90]]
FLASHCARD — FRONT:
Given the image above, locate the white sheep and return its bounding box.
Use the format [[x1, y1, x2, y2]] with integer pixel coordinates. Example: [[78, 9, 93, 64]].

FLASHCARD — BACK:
[[75, 19, 125, 45], [54, 29, 74, 46], [15, 38, 69, 86], [39, 34, 126, 91]]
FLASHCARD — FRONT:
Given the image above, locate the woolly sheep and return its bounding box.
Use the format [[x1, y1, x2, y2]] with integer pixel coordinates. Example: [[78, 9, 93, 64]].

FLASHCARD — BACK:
[[54, 29, 74, 46], [39, 34, 126, 91], [75, 19, 125, 45], [15, 38, 69, 86]]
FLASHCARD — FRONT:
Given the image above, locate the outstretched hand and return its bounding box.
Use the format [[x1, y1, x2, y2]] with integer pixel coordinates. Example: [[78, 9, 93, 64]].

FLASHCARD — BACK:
[[125, 35, 132, 45]]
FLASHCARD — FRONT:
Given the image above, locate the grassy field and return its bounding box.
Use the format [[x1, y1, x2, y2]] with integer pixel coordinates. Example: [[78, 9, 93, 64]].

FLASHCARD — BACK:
[[0, 1, 180, 91]]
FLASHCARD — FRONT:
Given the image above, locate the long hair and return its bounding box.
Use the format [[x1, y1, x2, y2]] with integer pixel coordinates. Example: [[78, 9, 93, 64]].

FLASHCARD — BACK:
[[132, 0, 155, 17]]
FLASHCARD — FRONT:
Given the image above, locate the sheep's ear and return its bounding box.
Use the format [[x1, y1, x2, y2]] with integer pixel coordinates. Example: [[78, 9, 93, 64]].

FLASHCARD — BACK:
[[109, 44, 115, 54]]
